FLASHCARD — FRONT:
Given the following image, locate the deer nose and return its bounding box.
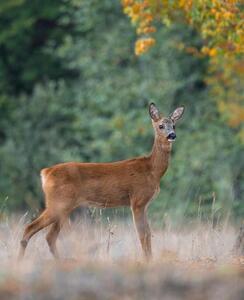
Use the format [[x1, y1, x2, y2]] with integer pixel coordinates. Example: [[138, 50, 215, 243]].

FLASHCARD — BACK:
[[167, 132, 176, 141]]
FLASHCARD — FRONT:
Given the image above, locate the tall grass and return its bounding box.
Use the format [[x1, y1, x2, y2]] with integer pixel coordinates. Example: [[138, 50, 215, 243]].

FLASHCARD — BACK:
[[0, 213, 243, 300], [0, 212, 238, 263]]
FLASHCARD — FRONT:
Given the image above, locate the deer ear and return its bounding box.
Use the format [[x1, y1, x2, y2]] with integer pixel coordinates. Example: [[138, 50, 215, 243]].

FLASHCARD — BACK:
[[149, 103, 160, 121], [170, 106, 185, 123]]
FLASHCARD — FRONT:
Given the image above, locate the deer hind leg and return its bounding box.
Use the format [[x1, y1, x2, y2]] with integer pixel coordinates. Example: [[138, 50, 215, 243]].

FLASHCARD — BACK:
[[18, 209, 56, 260], [46, 217, 67, 259], [131, 204, 152, 260]]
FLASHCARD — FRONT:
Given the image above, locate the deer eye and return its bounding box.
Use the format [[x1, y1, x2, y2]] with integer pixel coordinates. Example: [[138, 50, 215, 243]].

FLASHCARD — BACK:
[[173, 125, 175, 129], [159, 124, 165, 129]]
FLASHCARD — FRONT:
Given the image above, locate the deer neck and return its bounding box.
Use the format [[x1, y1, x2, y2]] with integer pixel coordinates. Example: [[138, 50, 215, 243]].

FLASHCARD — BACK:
[[149, 135, 172, 180]]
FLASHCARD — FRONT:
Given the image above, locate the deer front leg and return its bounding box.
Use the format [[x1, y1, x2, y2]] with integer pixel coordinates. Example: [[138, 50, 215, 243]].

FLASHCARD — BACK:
[[131, 204, 152, 260]]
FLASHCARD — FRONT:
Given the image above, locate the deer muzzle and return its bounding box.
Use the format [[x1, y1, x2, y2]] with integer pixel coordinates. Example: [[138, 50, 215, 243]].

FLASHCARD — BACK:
[[167, 132, 176, 141]]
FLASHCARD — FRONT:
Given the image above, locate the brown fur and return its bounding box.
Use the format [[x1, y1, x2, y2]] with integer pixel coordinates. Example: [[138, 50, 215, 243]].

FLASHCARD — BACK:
[[18, 104, 183, 260]]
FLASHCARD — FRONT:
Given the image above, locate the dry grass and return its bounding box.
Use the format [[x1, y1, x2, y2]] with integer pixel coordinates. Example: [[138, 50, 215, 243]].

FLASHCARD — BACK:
[[0, 214, 243, 300]]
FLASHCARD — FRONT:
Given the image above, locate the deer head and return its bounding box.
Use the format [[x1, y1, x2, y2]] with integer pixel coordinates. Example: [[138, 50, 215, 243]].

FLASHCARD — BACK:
[[149, 103, 184, 142]]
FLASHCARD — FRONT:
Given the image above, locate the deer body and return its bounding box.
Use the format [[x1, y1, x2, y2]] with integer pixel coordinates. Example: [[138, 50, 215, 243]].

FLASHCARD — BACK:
[[18, 103, 184, 260]]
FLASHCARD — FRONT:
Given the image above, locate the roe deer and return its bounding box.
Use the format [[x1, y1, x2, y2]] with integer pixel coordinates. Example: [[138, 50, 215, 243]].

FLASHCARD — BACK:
[[18, 103, 184, 260]]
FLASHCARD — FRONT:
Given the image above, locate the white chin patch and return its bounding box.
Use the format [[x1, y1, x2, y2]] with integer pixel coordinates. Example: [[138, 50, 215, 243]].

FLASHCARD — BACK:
[[167, 138, 175, 142]]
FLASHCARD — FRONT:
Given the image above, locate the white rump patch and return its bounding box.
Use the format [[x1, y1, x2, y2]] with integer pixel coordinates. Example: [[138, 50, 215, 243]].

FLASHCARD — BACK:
[[40, 171, 46, 188]]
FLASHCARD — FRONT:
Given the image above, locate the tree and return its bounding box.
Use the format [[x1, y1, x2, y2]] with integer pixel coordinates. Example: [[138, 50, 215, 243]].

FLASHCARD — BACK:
[[0, 0, 80, 95], [0, 0, 243, 220], [122, 0, 244, 141]]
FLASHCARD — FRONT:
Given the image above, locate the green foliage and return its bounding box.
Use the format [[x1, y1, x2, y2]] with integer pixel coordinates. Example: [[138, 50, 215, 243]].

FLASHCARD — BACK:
[[0, 83, 78, 210], [0, 0, 243, 219], [0, 0, 80, 95]]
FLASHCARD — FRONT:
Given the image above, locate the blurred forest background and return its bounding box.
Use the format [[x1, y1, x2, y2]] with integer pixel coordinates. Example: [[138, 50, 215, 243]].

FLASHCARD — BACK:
[[0, 0, 243, 222]]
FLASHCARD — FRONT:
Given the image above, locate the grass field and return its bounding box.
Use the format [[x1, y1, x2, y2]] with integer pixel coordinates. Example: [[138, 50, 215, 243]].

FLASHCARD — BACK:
[[0, 214, 243, 300]]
